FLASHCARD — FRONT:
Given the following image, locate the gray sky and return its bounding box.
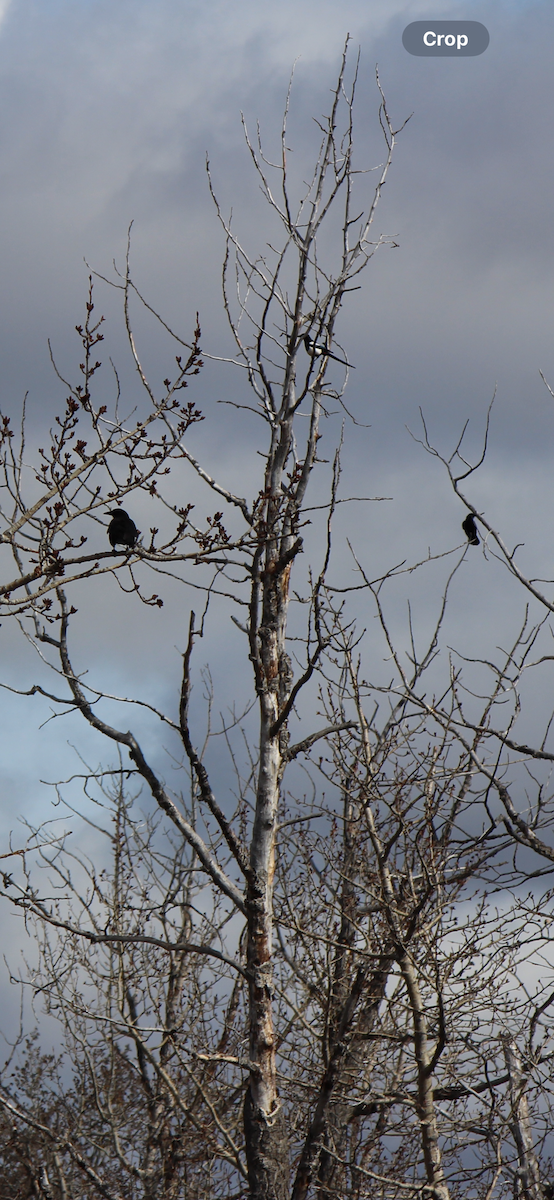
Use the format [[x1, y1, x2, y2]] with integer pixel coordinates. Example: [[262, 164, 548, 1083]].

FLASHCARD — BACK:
[[1, 0, 554, 1038]]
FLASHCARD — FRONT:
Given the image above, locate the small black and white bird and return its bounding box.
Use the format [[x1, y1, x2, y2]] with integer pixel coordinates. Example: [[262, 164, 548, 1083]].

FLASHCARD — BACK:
[[462, 513, 480, 546], [107, 508, 139, 551], [303, 334, 354, 368]]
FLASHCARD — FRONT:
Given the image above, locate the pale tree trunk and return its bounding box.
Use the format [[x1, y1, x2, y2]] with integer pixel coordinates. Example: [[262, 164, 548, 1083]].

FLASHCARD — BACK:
[[243, 462, 305, 1197], [502, 1035, 543, 1200], [399, 953, 451, 1200]]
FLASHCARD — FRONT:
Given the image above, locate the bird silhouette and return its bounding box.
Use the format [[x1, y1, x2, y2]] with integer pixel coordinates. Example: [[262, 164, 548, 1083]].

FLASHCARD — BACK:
[[303, 334, 354, 368], [462, 514, 479, 546], [107, 508, 139, 551]]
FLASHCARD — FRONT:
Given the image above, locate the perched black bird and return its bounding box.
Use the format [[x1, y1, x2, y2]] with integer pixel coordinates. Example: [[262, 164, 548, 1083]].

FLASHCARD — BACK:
[[303, 334, 354, 368], [462, 513, 480, 546], [107, 508, 139, 551]]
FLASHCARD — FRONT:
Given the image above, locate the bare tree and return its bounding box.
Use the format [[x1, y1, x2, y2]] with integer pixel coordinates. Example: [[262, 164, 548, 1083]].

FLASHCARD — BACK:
[[1, 38, 554, 1200]]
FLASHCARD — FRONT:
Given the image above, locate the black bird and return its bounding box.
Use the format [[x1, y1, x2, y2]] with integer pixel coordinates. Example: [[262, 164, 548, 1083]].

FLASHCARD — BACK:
[[107, 508, 139, 551], [462, 513, 480, 546], [303, 334, 354, 368]]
